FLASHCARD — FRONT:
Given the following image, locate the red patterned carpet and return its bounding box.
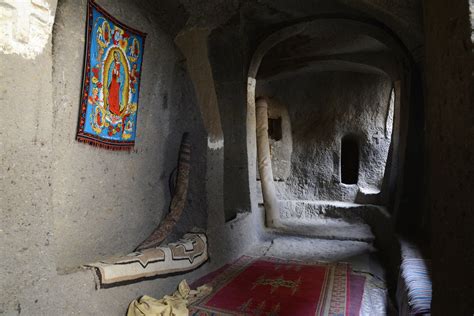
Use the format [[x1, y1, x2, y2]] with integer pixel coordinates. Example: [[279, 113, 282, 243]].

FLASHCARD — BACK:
[[190, 256, 364, 316]]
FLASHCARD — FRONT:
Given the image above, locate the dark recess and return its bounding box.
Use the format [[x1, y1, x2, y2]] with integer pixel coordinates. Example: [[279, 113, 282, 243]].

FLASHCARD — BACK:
[[341, 135, 359, 185]]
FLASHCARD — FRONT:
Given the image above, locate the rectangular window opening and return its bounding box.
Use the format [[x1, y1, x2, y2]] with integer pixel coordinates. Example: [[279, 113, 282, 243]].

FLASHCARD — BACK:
[[341, 135, 359, 185], [268, 117, 282, 141]]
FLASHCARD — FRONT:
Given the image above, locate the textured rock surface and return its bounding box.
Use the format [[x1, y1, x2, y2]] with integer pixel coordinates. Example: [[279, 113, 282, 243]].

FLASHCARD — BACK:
[[51, 0, 207, 270], [8, 0, 470, 314], [423, 0, 474, 314], [0, 0, 55, 59], [258, 72, 393, 203], [267, 98, 293, 181], [0, 0, 239, 314], [0, 1, 58, 313]]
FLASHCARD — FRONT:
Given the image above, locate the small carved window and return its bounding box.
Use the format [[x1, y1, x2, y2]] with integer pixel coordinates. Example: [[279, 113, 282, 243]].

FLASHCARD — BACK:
[[268, 117, 282, 141], [341, 135, 359, 185]]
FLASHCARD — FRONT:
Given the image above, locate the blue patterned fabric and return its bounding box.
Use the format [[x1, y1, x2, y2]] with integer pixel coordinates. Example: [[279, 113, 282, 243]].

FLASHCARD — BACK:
[[397, 258, 432, 315], [76, 0, 146, 151]]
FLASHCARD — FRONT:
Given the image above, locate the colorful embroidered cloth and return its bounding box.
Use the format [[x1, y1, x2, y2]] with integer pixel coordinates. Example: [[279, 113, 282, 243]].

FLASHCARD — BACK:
[[397, 258, 432, 315], [76, 0, 146, 151], [189, 256, 353, 316]]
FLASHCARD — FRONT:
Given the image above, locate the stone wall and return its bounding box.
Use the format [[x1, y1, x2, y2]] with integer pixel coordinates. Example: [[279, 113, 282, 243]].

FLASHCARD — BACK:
[[52, 0, 207, 270], [0, 0, 433, 313], [423, 0, 474, 314], [0, 0, 216, 313], [257, 71, 393, 204]]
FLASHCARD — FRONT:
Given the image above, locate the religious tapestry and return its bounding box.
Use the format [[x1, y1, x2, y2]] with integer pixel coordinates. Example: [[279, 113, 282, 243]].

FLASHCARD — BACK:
[[76, 0, 146, 151]]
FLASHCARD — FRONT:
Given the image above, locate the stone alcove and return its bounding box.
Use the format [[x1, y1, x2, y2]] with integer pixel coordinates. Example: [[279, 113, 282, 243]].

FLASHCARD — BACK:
[[255, 96, 293, 182], [248, 17, 415, 230], [340, 134, 360, 185], [258, 71, 395, 204]]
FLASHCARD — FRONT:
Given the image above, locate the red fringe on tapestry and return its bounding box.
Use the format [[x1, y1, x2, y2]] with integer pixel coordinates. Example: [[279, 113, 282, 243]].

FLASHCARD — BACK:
[[76, 136, 133, 152]]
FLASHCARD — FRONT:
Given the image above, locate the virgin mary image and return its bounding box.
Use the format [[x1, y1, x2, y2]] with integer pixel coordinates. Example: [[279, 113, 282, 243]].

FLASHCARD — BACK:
[[107, 51, 125, 116], [76, 0, 146, 150]]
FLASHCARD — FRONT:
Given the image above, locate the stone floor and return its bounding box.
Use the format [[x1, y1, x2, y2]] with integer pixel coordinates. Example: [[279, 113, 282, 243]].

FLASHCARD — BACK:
[[7, 204, 395, 315], [245, 203, 396, 315], [266, 219, 375, 242]]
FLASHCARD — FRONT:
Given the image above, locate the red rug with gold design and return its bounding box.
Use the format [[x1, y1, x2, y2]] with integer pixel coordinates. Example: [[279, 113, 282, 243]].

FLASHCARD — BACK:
[[189, 256, 353, 316]]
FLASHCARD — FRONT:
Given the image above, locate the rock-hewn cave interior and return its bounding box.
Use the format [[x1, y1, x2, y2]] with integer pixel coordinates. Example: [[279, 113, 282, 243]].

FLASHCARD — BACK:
[[1, 0, 473, 315]]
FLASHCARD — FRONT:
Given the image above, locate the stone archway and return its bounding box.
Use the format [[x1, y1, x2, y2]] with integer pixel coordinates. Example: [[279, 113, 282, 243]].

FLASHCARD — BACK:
[[246, 17, 418, 226]]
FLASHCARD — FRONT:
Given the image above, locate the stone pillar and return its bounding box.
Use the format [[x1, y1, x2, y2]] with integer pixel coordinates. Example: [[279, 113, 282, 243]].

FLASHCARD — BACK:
[[256, 97, 281, 227], [175, 28, 225, 228]]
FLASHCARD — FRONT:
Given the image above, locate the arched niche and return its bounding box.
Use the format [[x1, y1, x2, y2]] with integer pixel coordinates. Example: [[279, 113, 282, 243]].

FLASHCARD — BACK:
[[247, 17, 418, 219]]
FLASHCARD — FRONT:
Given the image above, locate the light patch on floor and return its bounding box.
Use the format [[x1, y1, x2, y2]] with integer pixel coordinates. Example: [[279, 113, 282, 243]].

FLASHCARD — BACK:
[[0, 0, 54, 59]]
